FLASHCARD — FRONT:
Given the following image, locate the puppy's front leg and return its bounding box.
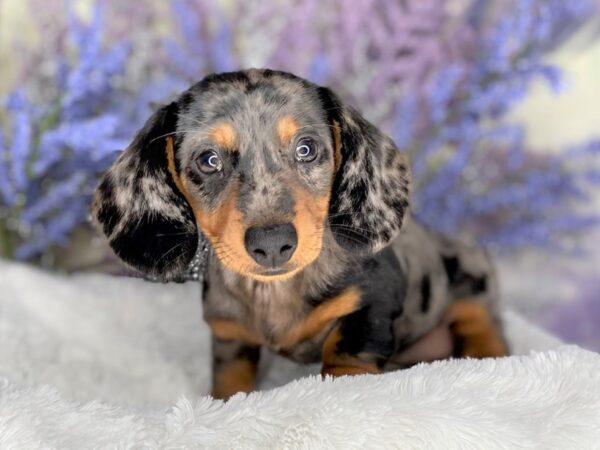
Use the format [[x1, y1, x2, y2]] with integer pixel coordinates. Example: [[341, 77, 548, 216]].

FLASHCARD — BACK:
[[211, 336, 260, 400], [321, 326, 384, 377], [446, 300, 508, 358]]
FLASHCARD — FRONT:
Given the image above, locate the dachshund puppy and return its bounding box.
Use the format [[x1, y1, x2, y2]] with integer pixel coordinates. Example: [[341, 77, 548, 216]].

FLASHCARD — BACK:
[[92, 69, 508, 399]]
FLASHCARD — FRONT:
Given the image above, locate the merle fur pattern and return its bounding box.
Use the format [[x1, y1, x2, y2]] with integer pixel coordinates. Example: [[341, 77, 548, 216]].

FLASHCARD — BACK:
[[93, 69, 505, 396]]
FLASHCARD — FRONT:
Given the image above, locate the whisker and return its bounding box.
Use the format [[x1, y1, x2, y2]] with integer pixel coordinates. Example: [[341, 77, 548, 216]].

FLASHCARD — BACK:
[[155, 231, 196, 237], [153, 240, 188, 271], [329, 231, 370, 247], [294, 123, 340, 132], [184, 116, 214, 128], [327, 211, 365, 219], [329, 223, 375, 234], [331, 225, 375, 239], [148, 128, 214, 145]]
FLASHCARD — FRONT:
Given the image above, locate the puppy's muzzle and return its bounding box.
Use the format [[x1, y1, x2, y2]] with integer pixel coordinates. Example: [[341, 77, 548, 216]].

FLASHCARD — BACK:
[[244, 223, 297, 269]]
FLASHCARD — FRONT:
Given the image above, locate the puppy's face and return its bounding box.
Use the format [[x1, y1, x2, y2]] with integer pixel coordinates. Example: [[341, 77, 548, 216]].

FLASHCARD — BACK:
[[171, 75, 337, 280], [93, 70, 410, 282]]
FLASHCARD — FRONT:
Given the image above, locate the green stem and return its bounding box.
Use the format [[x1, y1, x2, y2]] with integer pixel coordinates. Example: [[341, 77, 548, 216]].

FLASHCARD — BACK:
[[0, 220, 15, 260]]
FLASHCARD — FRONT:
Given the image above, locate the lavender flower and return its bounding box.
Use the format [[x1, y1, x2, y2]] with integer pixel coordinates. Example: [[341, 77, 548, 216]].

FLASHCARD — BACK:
[[163, 0, 240, 88], [0, 4, 137, 260], [124, 0, 600, 251], [544, 273, 600, 351], [407, 0, 600, 250], [237, 0, 600, 251], [2, 0, 600, 265]]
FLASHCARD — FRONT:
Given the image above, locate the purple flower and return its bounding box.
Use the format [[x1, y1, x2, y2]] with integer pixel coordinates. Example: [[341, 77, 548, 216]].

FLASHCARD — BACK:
[[544, 274, 600, 351], [127, 0, 600, 252], [163, 0, 240, 85], [2, 0, 600, 264], [0, 3, 143, 260]]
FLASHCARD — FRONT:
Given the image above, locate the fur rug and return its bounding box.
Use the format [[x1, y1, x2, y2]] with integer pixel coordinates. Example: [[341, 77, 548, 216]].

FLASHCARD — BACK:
[[1, 260, 598, 449]]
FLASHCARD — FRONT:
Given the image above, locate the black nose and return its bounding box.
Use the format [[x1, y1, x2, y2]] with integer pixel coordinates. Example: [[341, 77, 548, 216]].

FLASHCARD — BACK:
[[244, 223, 298, 268]]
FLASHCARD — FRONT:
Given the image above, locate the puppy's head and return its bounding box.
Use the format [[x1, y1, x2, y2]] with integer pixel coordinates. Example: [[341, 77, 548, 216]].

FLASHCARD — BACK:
[[93, 69, 410, 281]]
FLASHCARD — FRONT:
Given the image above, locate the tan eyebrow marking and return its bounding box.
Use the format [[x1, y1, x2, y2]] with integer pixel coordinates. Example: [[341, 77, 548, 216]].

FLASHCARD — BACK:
[[210, 122, 237, 150], [277, 115, 299, 144]]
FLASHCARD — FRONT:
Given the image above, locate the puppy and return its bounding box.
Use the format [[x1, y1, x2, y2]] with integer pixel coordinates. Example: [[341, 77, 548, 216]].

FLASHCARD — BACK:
[[92, 69, 508, 399]]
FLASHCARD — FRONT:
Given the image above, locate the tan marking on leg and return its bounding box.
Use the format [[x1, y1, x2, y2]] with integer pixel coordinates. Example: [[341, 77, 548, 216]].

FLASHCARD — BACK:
[[279, 287, 362, 349], [211, 359, 257, 400], [277, 115, 299, 145], [321, 327, 380, 377], [208, 319, 264, 346], [210, 122, 237, 150], [446, 301, 508, 358]]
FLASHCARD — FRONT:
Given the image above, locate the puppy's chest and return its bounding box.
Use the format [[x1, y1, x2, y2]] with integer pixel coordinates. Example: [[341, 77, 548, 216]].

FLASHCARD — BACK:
[[249, 283, 308, 343], [205, 280, 334, 363]]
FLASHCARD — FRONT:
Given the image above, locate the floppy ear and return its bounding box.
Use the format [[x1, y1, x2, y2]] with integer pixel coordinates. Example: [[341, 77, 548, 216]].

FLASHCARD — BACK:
[[318, 87, 411, 254], [92, 101, 198, 280]]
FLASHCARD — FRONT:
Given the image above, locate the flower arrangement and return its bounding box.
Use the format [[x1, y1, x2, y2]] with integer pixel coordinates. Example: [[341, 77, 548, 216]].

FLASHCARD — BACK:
[[231, 0, 600, 250], [1, 0, 599, 265], [0, 5, 137, 260]]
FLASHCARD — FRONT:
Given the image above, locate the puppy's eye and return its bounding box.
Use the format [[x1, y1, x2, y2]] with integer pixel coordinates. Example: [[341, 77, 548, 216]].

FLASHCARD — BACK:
[[295, 138, 318, 163], [198, 150, 223, 174]]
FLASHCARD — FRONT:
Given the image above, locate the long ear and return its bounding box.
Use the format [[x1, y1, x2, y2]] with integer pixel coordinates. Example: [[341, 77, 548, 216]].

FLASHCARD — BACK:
[[92, 101, 198, 280], [318, 87, 411, 253]]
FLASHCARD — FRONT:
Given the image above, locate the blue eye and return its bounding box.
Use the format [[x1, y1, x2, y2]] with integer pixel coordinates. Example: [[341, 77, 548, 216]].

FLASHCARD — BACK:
[[198, 150, 223, 174], [295, 138, 318, 163]]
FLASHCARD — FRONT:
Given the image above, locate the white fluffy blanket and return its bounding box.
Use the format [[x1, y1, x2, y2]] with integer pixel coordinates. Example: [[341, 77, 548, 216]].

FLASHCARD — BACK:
[[1, 260, 599, 449]]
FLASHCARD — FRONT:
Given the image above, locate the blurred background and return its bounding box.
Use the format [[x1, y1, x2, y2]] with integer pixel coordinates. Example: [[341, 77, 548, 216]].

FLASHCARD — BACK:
[[0, 0, 599, 350]]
